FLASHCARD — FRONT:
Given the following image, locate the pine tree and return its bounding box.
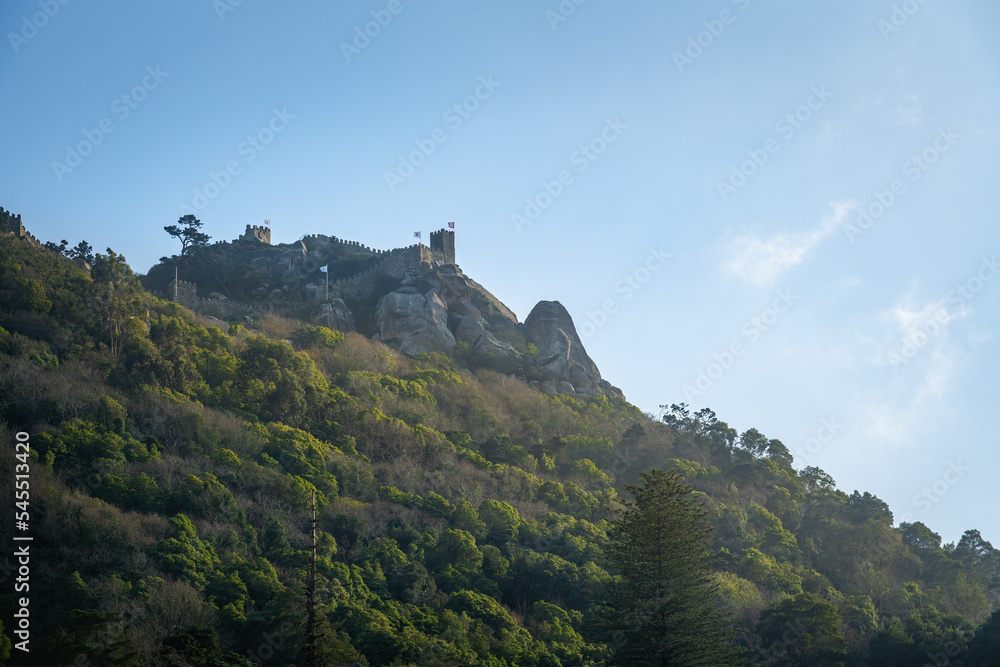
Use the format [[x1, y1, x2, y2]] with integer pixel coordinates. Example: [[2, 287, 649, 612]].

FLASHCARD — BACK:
[[598, 469, 741, 666], [164, 215, 210, 255], [756, 592, 846, 666], [67, 239, 94, 263]]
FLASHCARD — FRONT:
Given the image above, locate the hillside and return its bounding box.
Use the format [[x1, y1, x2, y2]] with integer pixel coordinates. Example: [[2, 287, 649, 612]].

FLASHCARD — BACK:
[[1, 219, 999, 666]]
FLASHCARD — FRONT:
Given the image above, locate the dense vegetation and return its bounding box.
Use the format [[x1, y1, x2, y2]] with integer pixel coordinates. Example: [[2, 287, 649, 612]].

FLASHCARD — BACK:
[[1, 230, 999, 666]]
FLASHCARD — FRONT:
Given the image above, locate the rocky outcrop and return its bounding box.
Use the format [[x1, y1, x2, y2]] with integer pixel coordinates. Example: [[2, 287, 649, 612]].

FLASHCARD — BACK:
[[375, 265, 521, 361], [314, 298, 356, 333], [201, 315, 230, 333], [522, 301, 604, 392], [374, 276, 623, 399], [375, 290, 455, 356]]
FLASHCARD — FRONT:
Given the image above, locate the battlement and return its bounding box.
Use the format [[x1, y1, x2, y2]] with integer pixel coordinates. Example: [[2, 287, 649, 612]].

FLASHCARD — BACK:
[[429, 229, 455, 264], [240, 224, 271, 244], [169, 279, 199, 306], [1, 207, 41, 247], [163, 227, 460, 323]]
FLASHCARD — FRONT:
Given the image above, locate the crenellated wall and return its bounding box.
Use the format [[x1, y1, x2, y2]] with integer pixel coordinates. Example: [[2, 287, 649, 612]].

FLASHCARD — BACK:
[[297, 231, 456, 301], [168, 279, 199, 307], [239, 224, 271, 244], [167, 226, 459, 314], [1, 207, 41, 247], [161, 280, 290, 319]]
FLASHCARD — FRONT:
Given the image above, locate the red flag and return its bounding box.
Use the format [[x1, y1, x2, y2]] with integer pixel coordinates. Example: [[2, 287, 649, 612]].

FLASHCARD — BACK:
[[447, 221, 455, 229]]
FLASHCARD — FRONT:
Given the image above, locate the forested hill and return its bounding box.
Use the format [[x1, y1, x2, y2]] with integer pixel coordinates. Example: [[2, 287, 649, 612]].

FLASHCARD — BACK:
[[1, 228, 999, 666]]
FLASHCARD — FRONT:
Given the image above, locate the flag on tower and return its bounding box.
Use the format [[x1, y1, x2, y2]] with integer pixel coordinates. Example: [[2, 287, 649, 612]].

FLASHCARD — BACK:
[[447, 221, 455, 229], [319, 265, 328, 273], [414, 231, 421, 239]]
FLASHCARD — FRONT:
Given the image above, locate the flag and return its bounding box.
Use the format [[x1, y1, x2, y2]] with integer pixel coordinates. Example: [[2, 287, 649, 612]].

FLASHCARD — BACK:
[[414, 231, 421, 239], [447, 221, 455, 229], [319, 265, 328, 273]]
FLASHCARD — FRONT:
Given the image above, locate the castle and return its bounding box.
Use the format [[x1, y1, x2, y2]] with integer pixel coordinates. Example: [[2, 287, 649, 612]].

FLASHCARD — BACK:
[[1, 207, 41, 247], [231, 223, 455, 266], [166, 225, 458, 315]]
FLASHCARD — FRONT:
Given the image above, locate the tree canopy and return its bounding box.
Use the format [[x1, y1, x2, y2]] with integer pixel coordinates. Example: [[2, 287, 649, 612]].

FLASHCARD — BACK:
[[164, 214, 211, 255], [599, 469, 741, 666]]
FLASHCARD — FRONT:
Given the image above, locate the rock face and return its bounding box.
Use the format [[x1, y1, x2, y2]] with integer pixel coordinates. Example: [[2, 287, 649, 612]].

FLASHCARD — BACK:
[[375, 265, 521, 361], [375, 290, 454, 355], [314, 298, 356, 333], [522, 300, 618, 396], [375, 274, 624, 399]]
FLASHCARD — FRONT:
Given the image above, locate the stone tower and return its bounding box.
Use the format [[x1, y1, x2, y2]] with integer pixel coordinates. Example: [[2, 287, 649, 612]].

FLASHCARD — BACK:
[[240, 224, 271, 244], [429, 229, 455, 264], [1, 207, 40, 246]]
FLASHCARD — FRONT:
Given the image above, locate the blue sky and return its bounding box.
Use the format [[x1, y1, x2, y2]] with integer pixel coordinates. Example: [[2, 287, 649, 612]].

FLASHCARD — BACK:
[[3, 0, 999, 545]]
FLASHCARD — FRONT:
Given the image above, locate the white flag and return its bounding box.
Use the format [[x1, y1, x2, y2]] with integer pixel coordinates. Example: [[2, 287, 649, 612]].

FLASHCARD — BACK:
[[319, 265, 328, 273]]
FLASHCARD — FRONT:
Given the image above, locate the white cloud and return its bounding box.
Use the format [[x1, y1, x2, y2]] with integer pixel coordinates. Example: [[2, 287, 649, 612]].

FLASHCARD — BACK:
[[721, 201, 854, 287], [857, 287, 972, 446], [863, 344, 961, 447], [864, 284, 970, 369]]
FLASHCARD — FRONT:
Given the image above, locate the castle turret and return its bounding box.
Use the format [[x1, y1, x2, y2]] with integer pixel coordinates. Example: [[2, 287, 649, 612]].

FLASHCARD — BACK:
[[168, 279, 198, 307], [1, 207, 41, 247], [429, 229, 455, 264], [240, 224, 271, 244]]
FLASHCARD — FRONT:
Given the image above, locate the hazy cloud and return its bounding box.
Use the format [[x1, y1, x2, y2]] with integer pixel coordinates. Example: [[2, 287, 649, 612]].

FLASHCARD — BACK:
[[858, 87, 924, 128], [722, 201, 853, 287]]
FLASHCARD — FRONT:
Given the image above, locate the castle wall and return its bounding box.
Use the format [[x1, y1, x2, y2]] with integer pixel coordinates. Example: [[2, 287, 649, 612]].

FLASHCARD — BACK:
[[160, 227, 458, 319], [168, 279, 199, 308], [379, 245, 427, 278], [162, 279, 292, 320], [1, 208, 41, 247]]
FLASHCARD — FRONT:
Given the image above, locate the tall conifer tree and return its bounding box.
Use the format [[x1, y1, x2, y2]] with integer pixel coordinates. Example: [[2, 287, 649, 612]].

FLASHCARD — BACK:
[[599, 469, 741, 666]]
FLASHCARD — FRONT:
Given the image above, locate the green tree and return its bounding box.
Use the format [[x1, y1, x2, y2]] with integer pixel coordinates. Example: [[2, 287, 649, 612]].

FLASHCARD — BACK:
[[303, 605, 365, 667], [67, 239, 94, 263], [967, 608, 1000, 665], [164, 214, 211, 255], [0, 619, 10, 664], [90, 249, 145, 359], [800, 466, 837, 492], [44, 238, 69, 254], [738, 428, 769, 458], [158, 626, 252, 666], [756, 592, 847, 666], [154, 514, 219, 589], [478, 499, 521, 544], [597, 469, 741, 666], [846, 490, 893, 525], [428, 529, 483, 573]]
